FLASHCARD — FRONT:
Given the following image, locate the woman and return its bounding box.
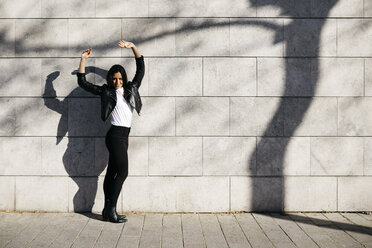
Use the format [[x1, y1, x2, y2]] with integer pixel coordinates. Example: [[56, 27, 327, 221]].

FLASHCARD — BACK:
[[77, 40, 144, 223]]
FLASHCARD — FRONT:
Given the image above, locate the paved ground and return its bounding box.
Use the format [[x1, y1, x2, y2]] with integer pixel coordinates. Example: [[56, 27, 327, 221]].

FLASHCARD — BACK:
[[0, 211, 371, 248]]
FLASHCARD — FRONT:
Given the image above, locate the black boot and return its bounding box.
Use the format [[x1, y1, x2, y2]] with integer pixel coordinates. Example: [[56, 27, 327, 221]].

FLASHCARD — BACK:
[[102, 200, 126, 221], [104, 206, 127, 223], [115, 209, 127, 220]]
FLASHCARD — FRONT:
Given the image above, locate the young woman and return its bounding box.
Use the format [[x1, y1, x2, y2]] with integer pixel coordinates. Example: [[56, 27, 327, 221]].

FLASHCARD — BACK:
[[77, 40, 144, 223]]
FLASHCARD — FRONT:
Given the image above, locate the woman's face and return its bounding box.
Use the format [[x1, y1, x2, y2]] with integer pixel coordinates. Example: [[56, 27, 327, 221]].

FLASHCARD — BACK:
[[113, 72, 123, 89]]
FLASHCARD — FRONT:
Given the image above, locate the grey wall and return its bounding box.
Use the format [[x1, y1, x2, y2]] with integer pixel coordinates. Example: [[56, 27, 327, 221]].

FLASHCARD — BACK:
[[0, 0, 372, 213]]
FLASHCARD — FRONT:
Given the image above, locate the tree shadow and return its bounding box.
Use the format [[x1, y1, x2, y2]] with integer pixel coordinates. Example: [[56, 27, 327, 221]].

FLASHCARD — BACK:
[[247, 0, 339, 212], [259, 212, 372, 238]]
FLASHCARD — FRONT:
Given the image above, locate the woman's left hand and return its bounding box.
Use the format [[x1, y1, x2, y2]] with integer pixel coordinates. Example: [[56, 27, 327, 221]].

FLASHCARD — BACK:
[[118, 40, 135, 48]]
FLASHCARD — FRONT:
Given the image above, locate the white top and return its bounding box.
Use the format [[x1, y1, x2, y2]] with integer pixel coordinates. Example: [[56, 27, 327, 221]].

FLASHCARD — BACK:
[[110, 87, 133, 127]]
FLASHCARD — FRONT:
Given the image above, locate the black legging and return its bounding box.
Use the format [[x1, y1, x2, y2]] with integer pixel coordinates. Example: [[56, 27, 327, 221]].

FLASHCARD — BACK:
[[104, 124, 131, 208]]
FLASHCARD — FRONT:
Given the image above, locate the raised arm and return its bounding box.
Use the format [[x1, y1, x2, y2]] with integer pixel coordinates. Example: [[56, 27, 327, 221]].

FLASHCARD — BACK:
[[118, 40, 145, 88], [77, 48, 103, 95], [79, 48, 91, 73]]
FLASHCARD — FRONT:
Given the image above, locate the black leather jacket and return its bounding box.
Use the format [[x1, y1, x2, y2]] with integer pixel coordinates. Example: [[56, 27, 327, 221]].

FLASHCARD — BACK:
[[77, 55, 145, 121]]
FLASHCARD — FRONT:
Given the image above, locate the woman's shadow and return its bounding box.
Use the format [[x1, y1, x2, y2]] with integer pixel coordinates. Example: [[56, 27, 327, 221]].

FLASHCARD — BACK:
[[43, 67, 110, 213]]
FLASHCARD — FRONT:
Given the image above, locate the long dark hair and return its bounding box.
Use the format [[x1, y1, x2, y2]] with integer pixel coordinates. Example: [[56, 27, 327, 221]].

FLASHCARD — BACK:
[[106, 64, 128, 89]]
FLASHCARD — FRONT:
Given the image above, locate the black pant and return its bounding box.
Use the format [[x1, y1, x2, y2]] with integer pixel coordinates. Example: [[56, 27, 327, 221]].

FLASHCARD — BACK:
[[104, 124, 131, 208]]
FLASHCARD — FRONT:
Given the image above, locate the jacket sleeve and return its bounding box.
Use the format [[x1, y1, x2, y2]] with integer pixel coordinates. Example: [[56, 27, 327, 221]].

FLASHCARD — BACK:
[[130, 55, 145, 89], [77, 72, 103, 95]]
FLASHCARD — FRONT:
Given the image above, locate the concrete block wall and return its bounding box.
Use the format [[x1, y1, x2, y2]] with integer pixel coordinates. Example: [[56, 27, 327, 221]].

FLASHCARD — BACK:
[[0, 0, 372, 213]]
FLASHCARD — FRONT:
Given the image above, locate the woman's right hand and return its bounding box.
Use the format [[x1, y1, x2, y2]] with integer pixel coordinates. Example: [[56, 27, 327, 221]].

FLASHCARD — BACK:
[[81, 48, 92, 59]]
